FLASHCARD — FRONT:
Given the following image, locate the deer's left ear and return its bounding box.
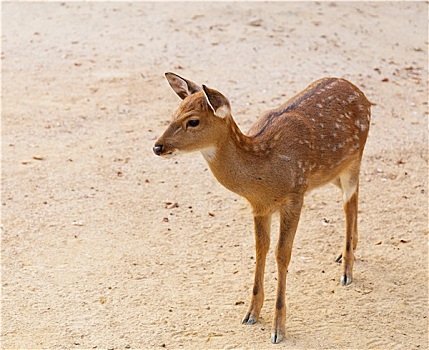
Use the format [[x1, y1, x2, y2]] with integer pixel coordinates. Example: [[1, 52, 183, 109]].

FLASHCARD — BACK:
[[165, 72, 201, 100], [202, 85, 231, 118]]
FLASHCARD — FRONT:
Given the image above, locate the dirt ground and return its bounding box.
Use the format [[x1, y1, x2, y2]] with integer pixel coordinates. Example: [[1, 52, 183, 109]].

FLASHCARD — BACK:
[[1, 2, 428, 349]]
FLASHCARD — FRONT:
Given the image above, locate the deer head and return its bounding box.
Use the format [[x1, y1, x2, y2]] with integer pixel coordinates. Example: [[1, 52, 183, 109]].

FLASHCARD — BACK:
[[153, 72, 232, 157]]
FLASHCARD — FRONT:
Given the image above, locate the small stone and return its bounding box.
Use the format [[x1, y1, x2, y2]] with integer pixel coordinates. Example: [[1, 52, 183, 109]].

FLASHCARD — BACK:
[[71, 221, 84, 226], [165, 202, 179, 209], [249, 19, 263, 27]]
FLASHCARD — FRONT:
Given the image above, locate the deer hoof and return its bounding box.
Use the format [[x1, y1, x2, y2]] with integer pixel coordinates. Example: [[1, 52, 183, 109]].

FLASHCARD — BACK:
[[241, 313, 257, 325], [340, 273, 353, 286], [271, 331, 284, 344]]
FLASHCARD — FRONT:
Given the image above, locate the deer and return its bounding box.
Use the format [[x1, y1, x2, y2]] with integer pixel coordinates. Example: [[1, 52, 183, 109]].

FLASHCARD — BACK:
[[153, 72, 371, 343]]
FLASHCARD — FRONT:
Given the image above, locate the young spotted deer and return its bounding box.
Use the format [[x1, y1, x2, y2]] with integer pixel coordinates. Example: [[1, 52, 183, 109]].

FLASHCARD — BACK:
[[153, 72, 371, 343]]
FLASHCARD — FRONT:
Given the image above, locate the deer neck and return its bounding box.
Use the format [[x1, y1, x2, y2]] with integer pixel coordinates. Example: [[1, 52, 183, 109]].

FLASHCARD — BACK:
[[200, 116, 257, 196]]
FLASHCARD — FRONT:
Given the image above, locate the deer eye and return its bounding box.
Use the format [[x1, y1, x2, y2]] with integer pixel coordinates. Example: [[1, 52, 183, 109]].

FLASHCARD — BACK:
[[187, 119, 200, 128]]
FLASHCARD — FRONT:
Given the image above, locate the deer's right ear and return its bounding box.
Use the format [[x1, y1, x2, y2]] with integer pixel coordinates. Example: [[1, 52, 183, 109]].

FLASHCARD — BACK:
[[165, 72, 201, 100], [202, 85, 231, 118]]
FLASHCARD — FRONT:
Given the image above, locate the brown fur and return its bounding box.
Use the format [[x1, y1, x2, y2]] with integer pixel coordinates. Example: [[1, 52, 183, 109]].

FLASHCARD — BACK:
[[154, 73, 371, 343]]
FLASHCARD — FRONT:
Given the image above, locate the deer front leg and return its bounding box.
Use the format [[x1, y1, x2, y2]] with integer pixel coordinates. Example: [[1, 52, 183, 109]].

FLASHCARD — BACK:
[[242, 214, 271, 325], [271, 197, 303, 344]]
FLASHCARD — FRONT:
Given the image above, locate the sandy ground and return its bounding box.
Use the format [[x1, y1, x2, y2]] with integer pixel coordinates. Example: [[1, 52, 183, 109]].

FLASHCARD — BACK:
[[1, 2, 428, 349]]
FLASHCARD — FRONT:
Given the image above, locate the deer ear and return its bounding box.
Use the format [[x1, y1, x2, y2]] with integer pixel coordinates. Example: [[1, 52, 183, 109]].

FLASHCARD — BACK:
[[165, 72, 201, 100], [202, 85, 231, 118]]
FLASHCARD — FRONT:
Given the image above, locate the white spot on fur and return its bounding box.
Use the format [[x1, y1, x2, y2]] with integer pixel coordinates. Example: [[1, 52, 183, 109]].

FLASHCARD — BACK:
[[355, 119, 367, 131], [326, 80, 338, 89], [278, 154, 291, 161], [347, 95, 357, 103]]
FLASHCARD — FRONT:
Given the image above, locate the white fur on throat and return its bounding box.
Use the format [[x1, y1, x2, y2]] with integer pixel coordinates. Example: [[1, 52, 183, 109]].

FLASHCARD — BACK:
[[201, 146, 217, 162]]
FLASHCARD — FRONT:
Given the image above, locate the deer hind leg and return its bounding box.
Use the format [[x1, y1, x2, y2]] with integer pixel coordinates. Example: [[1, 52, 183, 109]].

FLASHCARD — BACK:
[[271, 196, 303, 344], [334, 164, 360, 286], [242, 214, 271, 325]]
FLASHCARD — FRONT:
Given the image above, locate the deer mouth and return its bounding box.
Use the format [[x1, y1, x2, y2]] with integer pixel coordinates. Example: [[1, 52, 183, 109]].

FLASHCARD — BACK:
[[162, 150, 178, 158]]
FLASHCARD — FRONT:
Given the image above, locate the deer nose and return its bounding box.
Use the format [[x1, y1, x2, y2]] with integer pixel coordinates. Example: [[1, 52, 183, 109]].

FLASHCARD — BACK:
[[153, 144, 163, 156]]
